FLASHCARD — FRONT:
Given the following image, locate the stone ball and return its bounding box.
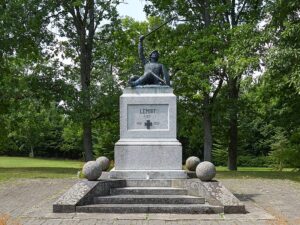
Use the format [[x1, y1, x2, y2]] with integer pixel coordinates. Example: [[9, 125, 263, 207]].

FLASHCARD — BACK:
[[185, 156, 201, 171], [196, 161, 216, 181], [82, 161, 102, 181], [96, 156, 110, 171]]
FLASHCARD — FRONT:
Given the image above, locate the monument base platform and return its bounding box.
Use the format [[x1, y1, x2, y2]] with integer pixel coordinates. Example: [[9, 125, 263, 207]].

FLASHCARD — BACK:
[[53, 178, 246, 214], [114, 140, 183, 169], [112, 139, 187, 179], [109, 169, 187, 179]]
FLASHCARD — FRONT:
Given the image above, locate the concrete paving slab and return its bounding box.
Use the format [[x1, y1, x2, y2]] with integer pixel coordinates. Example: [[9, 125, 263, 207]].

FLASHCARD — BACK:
[[42, 219, 64, 225], [77, 218, 97, 225]]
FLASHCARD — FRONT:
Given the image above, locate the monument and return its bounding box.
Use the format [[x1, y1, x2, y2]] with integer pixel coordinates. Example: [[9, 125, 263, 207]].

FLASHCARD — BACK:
[[110, 35, 186, 179], [53, 26, 246, 214]]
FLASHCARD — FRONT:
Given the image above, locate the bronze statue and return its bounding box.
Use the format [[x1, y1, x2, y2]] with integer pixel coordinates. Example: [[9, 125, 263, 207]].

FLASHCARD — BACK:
[[128, 35, 170, 87]]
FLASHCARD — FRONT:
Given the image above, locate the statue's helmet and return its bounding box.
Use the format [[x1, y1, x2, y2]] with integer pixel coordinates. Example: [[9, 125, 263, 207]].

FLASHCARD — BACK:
[[149, 50, 159, 60]]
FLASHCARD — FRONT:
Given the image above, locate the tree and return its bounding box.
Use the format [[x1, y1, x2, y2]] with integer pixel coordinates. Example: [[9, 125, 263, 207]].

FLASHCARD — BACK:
[[144, 1, 226, 162], [260, 0, 300, 169], [145, 0, 264, 169], [1, 1, 123, 160], [53, 0, 120, 161], [0, 0, 54, 153]]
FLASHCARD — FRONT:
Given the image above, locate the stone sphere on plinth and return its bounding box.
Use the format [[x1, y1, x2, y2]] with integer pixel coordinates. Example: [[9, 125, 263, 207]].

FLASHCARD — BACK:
[[185, 156, 200, 171], [96, 156, 110, 171], [196, 161, 216, 181], [82, 161, 102, 181]]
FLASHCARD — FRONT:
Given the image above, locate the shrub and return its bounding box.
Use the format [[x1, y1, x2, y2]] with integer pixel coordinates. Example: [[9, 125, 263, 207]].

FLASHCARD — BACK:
[[268, 130, 300, 170], [212, 148, 272, 167], [212, 148, 227, 166], [237, 155, 272, 167]]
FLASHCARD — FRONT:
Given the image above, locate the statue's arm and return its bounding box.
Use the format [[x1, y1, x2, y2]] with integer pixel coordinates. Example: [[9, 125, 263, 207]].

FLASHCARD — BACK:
[[138, 36, 146, 65], [162, 65, 170, 86]]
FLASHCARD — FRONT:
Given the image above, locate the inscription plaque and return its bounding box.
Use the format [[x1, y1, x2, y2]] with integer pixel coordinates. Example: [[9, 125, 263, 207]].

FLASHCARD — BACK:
[[127, 104, 169, 130]]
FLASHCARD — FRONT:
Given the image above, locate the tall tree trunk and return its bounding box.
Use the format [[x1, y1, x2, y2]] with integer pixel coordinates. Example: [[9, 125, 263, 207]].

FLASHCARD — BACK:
[[203, 93, 213, 161], [228, 78, 238, 170], [83, 117, 93, 161], [227, 0, 239, 170], [61, 0, 117, 161], [76, 0, 95, 162], [80, 65, 93, 161], [78, 20, 94, 161], [201, 1, 213, 162], [80, 44, 93, 161]]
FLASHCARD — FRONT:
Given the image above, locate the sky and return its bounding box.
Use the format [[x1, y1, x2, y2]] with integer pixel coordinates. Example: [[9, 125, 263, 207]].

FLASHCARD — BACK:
[[117, 1, 146, 21]]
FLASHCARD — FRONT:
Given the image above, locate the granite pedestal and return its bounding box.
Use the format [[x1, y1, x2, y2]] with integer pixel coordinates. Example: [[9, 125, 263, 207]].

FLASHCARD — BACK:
[[109, 85, 186, 179]]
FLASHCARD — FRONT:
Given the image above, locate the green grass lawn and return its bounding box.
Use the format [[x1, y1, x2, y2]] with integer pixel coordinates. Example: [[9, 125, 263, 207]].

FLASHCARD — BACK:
[[0, 156, 299, 183], [0, 156, 84, 182], [215, 166, 300, 182]]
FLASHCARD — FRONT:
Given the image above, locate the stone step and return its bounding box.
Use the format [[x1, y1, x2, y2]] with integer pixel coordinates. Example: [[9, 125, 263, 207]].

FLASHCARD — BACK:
[[94, 195, 205, 204], [110, 187, 188, 195], [125, 179, 172, 187], [76, 204, 223, 214]]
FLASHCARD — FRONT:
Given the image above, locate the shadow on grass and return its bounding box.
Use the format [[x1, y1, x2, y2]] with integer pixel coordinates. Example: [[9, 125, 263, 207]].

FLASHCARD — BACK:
[[216, 171, 300, 182], [0, 167, 80, 181], [0, 167, 79, 173]]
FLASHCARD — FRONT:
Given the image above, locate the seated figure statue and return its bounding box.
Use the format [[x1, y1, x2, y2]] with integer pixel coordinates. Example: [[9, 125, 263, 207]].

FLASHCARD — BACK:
[[128, 35, 170, 87]]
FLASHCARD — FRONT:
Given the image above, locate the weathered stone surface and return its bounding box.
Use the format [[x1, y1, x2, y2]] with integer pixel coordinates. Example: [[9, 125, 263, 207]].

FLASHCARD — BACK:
[[186, 171, 197, 178], [53, 180, 98, 213], [111, 86, 186, 179], [186, 156, 200, 171], [171, 179, 246, 213], [113, 141, 182, 170], [109, 170, 187, 179], [196, 161, 216, 181], [110, 187, 188, 195], [125, 179, 172, 187], [96, 156, 110, 171], [76, 203, 223, 214], [120, 86, 177, 139], [82, 161, 102, 181], [53, 179, 126, 213], [199, 180, 246, 213], [93, 194, 205, 204]]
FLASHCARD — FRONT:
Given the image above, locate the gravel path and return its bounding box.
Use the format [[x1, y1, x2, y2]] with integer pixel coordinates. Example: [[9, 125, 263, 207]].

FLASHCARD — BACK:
[[0, 178, 299, 225]]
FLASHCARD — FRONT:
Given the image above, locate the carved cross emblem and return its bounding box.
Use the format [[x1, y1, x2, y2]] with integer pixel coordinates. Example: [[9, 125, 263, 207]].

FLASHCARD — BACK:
[[144, 120, 152, 129]]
